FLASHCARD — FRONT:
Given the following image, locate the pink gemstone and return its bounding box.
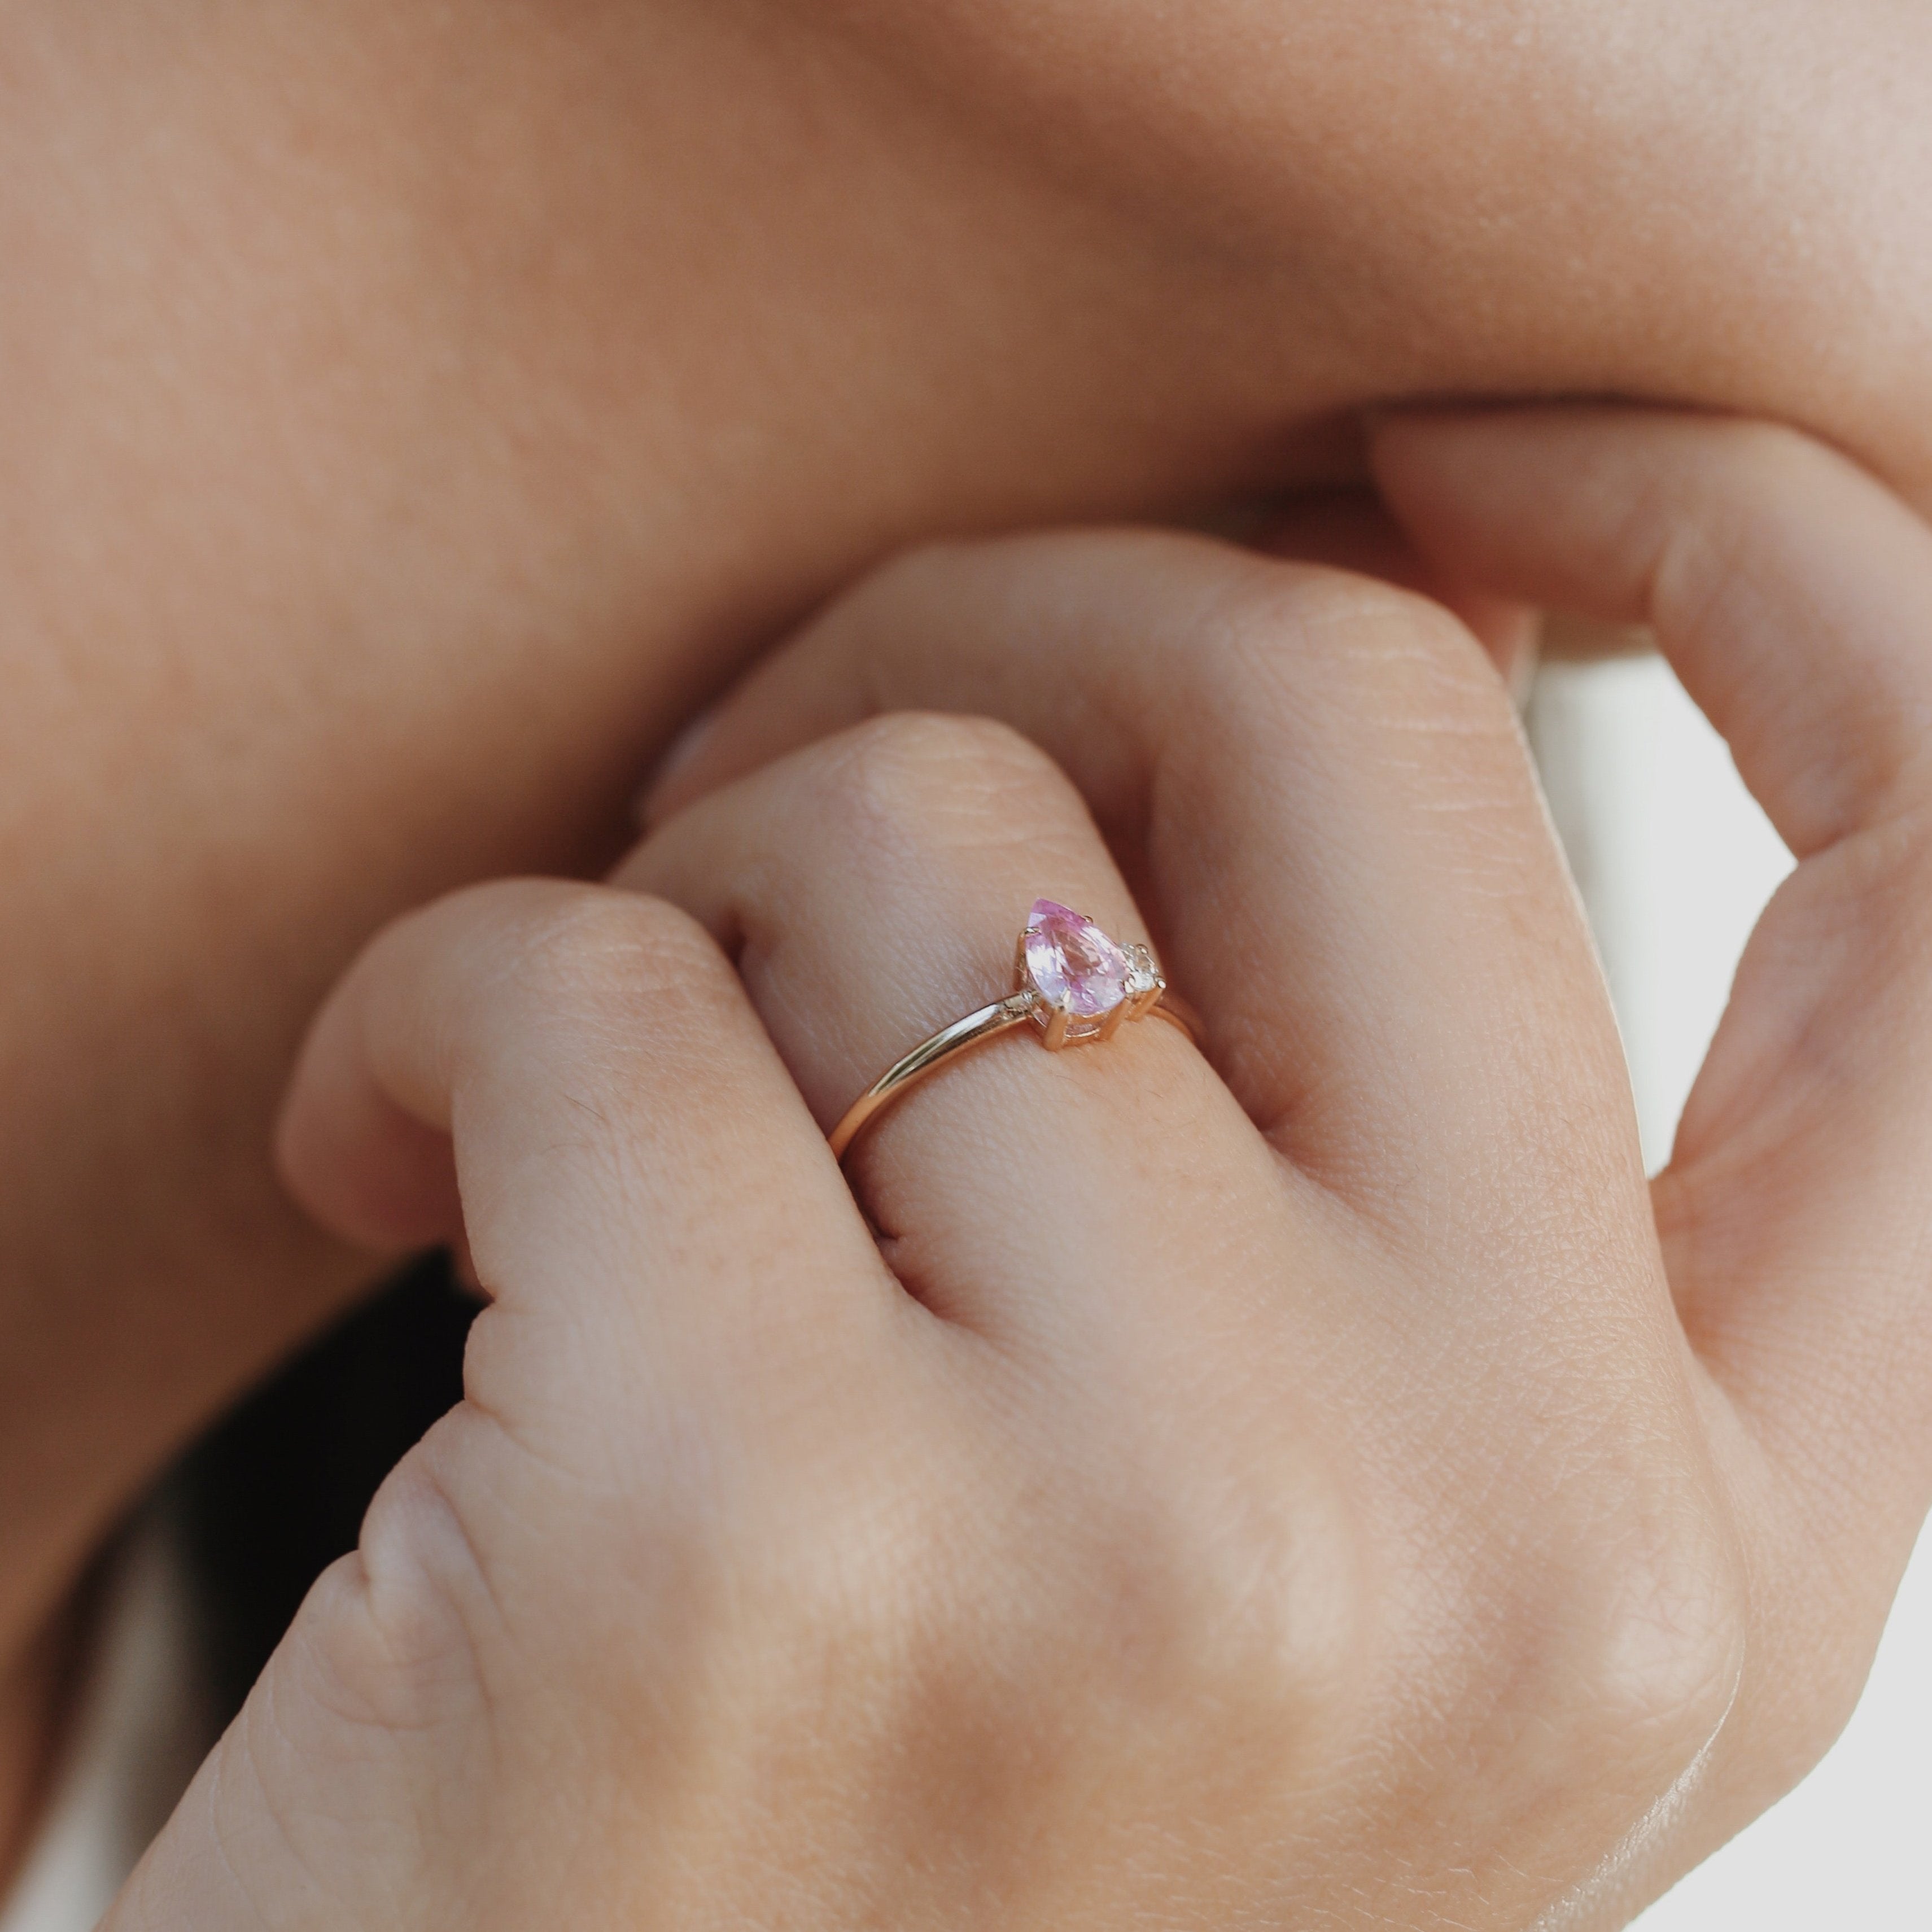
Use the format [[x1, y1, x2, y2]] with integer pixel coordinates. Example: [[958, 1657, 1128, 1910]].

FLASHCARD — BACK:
[[1024, 898, 1129, 1017]]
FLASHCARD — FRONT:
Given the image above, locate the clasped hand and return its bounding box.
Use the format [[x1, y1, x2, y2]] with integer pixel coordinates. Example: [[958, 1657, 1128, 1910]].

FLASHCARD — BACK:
[[109, 409, 1932, 1928]]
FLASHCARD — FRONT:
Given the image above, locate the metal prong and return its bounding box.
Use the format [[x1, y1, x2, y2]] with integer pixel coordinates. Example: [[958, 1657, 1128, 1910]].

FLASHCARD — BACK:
[[1043, 996, 1073, 1051], [1098, 998, 1130, 1043]]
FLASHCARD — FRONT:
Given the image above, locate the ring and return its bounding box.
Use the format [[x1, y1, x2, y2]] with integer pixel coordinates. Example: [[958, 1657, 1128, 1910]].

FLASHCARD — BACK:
[[828, 898, 1203, 1161]]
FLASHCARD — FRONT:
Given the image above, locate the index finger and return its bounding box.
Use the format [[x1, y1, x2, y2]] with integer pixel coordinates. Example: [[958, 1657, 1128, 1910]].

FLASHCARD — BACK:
[[276, 879, 895, 1407], [1375, 407, 1932, 1603], [1372, 408, 1932, 859]]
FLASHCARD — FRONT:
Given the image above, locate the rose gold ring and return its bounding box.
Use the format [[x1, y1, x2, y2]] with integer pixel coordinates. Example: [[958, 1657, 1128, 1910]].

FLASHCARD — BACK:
[[828, 898, 1202, 1162]]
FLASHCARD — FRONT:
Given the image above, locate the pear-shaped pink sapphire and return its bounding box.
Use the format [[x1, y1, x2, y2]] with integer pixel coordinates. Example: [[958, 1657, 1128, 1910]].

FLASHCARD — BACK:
[[1023, 898, 1130, 1017]]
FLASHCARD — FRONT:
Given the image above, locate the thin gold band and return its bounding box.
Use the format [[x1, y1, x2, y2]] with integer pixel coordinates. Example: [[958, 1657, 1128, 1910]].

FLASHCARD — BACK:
[[828, 985, 1201, 1162]]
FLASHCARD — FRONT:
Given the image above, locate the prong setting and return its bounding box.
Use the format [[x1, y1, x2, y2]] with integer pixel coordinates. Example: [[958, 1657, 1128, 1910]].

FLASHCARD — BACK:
[[1043, 995, 1074, 1051]]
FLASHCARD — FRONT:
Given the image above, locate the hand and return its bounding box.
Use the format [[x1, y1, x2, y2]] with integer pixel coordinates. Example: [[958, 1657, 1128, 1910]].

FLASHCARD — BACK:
[[109, 409, 1932, 1927]]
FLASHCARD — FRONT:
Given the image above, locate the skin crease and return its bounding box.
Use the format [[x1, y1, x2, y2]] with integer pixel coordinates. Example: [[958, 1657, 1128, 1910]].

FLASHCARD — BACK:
[[0, 0, 1930, 1885]]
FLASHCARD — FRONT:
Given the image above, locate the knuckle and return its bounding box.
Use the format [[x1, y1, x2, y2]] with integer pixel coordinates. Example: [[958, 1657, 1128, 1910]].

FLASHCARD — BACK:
[[267, 1437, 496, 1755], [1107, 1441, 1370, 1730], [492, 882, 737, 1033], [1194, 567, 1522, 776], [1414, 1470, 1747, 1798], [819, 709, 1080, 847], [767, 1418, 1366, 1791], [1573, 1491, 1747, 1763]]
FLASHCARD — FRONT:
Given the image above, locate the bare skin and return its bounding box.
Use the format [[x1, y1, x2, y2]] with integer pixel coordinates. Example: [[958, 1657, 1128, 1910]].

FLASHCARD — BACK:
[[2, 0, 1930, 1881]]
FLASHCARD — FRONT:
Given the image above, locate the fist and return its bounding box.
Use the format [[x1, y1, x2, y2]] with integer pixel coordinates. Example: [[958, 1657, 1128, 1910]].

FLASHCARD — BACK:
[[108, 410, 1932, 1927]]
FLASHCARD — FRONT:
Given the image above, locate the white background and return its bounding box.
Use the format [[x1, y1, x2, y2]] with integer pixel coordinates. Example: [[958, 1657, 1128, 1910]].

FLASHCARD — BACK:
[[1531, 657, 1932, 1928]]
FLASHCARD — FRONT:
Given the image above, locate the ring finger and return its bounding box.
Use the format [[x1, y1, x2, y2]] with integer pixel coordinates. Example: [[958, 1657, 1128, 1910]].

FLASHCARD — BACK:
[[614, 710, 1298, 1354]]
